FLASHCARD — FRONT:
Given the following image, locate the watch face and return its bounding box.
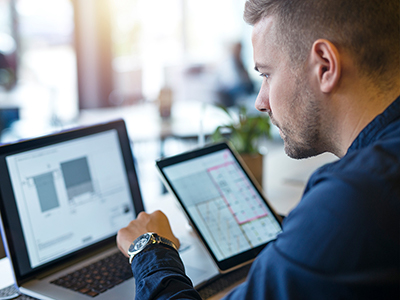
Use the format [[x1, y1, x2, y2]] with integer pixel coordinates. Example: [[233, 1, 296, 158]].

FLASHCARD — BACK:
[[134, 236, 149, 251], [129, 233, 152, 254]]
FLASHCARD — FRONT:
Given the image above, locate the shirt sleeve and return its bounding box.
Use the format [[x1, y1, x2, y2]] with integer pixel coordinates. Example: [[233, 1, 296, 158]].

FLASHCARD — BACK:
[[131, 244, 202, 300]]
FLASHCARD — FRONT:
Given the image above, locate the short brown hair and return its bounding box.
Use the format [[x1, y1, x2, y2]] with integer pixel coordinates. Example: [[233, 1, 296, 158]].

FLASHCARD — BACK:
[[244, 0, 400, 85]]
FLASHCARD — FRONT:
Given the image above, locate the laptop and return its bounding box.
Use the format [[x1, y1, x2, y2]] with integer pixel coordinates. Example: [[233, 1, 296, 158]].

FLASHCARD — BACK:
[[0, 119, 145, 299]]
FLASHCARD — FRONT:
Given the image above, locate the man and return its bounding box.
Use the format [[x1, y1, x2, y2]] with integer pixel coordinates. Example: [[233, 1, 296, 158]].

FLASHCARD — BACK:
[[117, 0, 400, 298]]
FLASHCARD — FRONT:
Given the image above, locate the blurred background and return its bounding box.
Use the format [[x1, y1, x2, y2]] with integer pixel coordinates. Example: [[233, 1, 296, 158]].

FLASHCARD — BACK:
[[0, 0, 261, 140], [0, 0, 268, 258]]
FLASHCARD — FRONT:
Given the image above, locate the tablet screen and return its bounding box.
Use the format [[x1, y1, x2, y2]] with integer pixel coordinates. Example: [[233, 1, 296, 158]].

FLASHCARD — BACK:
[[157, 142, 282, 271]]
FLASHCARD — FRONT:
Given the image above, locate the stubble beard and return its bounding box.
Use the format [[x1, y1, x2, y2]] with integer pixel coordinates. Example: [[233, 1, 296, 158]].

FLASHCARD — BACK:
[[272, 80, 326, 160]]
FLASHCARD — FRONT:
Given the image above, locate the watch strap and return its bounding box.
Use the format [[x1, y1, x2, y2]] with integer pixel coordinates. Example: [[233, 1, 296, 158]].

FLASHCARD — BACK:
[[157, 235, 178, 252], [128, 233, 178, 264]]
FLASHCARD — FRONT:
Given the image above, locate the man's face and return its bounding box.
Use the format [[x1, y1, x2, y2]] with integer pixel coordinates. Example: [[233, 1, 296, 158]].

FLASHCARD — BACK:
[[252, 16, 326, 159]]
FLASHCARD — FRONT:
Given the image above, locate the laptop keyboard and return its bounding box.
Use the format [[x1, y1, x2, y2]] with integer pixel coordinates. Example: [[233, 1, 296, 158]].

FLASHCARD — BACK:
[[51, 251, 133, 297], [50, 250, 250, 299], [196, 263, 251, 299]]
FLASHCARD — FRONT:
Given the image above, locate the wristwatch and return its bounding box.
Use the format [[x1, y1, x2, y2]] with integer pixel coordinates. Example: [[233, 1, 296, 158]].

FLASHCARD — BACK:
[[127, 232, 178, 264]]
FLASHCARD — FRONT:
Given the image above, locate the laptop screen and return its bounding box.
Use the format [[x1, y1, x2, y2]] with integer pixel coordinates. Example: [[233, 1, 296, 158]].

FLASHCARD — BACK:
[[0, 120, 144, 281]]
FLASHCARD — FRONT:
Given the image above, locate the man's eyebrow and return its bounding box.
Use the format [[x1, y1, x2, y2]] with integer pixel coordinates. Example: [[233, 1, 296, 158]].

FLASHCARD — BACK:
[[254, 63, 270, 72]]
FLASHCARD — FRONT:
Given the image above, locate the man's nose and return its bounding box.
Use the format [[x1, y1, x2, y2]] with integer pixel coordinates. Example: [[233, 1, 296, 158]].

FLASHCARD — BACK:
[[255, 84, 270, 113]]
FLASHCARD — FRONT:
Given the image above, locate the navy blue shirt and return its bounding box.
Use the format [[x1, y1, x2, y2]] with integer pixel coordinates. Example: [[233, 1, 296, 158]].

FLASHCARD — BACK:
[[131, 96, 400, 299]]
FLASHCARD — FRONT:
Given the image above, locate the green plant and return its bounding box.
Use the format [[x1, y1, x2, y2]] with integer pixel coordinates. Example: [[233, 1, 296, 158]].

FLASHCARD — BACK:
[[211, 104, 271, 154]]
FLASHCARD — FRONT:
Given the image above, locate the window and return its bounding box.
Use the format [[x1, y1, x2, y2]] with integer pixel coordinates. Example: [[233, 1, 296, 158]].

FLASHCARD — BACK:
[[0, 0, 77, 139]]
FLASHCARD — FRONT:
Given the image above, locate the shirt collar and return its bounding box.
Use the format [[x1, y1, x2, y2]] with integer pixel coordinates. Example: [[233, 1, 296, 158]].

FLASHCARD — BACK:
[[347, 95, 400, 154]]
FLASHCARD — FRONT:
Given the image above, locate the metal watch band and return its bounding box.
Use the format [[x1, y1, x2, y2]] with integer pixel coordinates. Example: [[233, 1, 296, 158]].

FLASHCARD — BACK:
[[157, 235, 178, 252], [128, 233, 178, 264]]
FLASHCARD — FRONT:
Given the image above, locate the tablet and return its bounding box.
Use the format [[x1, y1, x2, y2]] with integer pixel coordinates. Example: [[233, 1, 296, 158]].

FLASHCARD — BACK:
[[156, 142, 282, 272]]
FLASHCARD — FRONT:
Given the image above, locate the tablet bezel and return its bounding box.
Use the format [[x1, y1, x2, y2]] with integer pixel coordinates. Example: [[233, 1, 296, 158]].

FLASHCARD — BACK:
[[156, 142, 282, 272]]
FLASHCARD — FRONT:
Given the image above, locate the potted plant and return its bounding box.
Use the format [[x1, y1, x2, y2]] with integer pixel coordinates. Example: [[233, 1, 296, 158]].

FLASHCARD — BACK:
[[210, 104, 271, 187]]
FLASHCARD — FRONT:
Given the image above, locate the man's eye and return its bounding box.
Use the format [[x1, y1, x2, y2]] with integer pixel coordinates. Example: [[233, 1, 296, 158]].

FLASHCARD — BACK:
[[259, 73, 269, 79]]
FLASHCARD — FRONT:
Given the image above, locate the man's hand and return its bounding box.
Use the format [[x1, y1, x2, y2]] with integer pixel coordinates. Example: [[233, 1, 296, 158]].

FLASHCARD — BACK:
[[116, 210, 180, 257]]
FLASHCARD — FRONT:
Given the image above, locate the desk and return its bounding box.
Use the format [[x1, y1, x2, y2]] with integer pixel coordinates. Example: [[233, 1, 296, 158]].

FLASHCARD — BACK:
[[264, 143, 337, 215], [0, 257, 14, 288], [0, 140, 337, 298], [78, 101, 229, 143]]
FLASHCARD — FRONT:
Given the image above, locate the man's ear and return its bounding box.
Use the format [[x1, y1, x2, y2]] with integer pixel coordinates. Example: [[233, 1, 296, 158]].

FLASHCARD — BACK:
[[310, 39, 341, 93]]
